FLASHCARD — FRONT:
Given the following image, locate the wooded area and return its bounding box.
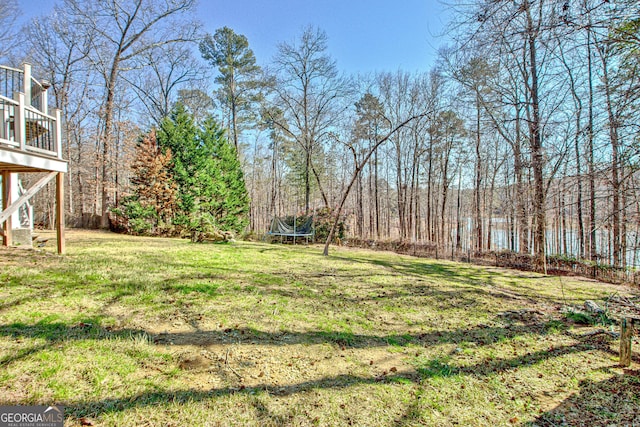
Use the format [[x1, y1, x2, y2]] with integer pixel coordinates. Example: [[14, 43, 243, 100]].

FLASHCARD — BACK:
[[2, 0, 639, 271]]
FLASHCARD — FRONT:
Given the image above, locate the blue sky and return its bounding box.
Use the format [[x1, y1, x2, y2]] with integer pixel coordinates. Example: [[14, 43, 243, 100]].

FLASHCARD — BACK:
[[17, 0, 450, 74], [197, 0, 450, 73]]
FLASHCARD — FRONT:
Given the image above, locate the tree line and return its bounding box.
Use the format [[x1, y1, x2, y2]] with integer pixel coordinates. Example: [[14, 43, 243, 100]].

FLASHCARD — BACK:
[[2, 0, 639, 269]]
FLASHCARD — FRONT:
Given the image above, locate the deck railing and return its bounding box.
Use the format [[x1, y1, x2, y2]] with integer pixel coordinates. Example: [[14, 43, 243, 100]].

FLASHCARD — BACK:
[[0, 63, 61, 159], [0, 95, 17, 146], [0, 65, 24, 101]]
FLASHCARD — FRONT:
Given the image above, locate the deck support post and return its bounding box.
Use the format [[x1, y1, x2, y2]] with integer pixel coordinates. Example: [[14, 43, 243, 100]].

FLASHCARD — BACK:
[[56, 172, 65, 254], [2, 171, 12, 246]]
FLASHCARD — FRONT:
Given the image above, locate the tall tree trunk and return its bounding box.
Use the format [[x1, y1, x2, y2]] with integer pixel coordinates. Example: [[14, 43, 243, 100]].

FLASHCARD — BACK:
[[374, 148, 380, 239], [601, 52, 621, 267], [456, 165, 462, 251], [386, 160, 391, 238], [100, 60, 120, 228], [303, 78, 310, 216], [486, 163, 497, 251], [524, 0, 546, 272], [76, 134, 85, 217], [474, 94, 483, 252], [270, 138, 278, 217], [441, 153, 450, 246], [415, 162, 422, 242], [426, 131, 434, 241], [305, 148, 311, 215], [513, 107, 529, 254], [587, 29, 597, 262], [561, 178, 567, 255], [561, 40, 585, 259], [395, 140, 406, 239], [231, 72, 239, 151], [621, 177, 628, 268], [575, 125, 585, 259], [368, 141, 374, 238], [408, 147, 416, 241], [310, 160, 329, 209], [356, 163, 364, 237]]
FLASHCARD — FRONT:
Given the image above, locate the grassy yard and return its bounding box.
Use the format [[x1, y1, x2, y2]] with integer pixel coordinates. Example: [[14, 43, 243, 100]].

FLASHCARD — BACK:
[[1, 230, 639, 426]]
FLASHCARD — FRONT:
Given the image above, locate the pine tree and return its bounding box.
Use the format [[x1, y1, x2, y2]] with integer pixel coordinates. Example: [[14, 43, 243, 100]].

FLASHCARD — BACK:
[[157, 104, 200, 222], [199, 27, 262, 151], [157, 104, 249, 235], [200, 117, 249, 233], [130, 129, 178, 225], [111, 129, 178, 235]]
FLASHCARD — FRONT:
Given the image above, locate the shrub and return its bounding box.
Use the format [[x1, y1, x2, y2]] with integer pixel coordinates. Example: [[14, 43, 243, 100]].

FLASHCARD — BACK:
[[110, 198, 157, 235], [184, 212, 234, 243], [563, 309, 613, 327], [311, 207, 347, 243]]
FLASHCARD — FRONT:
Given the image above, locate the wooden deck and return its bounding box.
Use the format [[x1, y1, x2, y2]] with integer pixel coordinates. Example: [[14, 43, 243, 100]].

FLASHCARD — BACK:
[[0, 63, 66, 253], [0, 64, 66, 172]]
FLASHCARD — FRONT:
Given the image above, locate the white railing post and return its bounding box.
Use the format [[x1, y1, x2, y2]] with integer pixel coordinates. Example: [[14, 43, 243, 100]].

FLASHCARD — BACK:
[[14, 92, 25, 151], [1, 100, 9, 141], [41, 87, 48, 115], [22, 63, 32, 106], [54, 109, 62, 159]]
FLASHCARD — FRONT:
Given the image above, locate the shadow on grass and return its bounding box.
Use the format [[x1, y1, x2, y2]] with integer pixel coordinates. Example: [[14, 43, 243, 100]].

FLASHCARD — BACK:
[[0, 243, 558, 318], [333, 254, 597, 306], [0, 317, 562, 352], [63, 372, 417, 420], [3, 239, 636, 422], [524, 369, 640, 426], [339, 255, 501, 287], [0, 317, 149, 367], [58, 335, 635, 422], [3, 316, 637, 423], [0, 296, 32, 313]]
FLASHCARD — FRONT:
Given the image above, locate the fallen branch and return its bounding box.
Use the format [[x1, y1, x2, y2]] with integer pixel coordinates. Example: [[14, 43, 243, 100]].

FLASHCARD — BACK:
[[224, 346, 243, 380], [579, 328, 619, 339]]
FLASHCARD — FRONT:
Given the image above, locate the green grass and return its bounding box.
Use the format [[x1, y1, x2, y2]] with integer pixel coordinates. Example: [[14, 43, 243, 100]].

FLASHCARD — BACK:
[[0, 230, 638, 426]]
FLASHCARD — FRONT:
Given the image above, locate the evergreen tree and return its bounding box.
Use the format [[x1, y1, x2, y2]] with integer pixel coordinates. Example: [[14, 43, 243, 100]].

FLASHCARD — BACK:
[[130, 129, 178, 225], [111, 129, 178, 235], [157, 104, 200, 222], [200, 27, 262, 151], [158, 104, 250, 235], [198, 117, 249, 233]]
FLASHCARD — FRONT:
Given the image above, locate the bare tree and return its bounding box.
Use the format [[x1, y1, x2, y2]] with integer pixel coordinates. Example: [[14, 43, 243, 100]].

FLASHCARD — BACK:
[[124, 44, 205, 126], [26, 11, 94, 223], [323, 113, 430, 256], [376, 71, 421, 240], [0, 0, 20, 61], [354, 91, 387, 239], [434, 110, 465, 246], [450, 0, 571, 270], [177, 88, 215, 124], [63, 0, 198, 227], [268, 26, 350, 215]]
